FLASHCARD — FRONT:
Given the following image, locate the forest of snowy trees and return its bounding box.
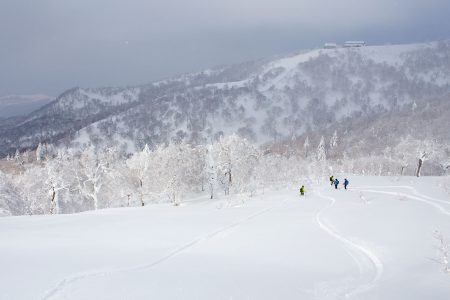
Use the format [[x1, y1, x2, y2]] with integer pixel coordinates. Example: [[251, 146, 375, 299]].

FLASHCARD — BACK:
[[1, 132, 449, 216]]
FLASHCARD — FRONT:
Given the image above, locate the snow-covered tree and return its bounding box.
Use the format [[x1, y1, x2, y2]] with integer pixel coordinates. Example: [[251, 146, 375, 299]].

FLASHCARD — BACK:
[[415, 140, 438, 177], [74, 146, 112, 210], [254, 153, 281, 194], [162, 144, 184, 205], [44, 157, 70, 214], [126, 144, 152, 206], [159, 143, 199, 205], [0, 171, 24, 216], [303, 136, 310, 158], [196, 145, 209, 192], [212, 134, 259, 195], [329, 130, 338, 149], [36, 143, 44, 162], [316, 136, 326, 162], [206, 145, 216, 199], [400, 154, 409, 176], [183, 145, 207, 192], [437, 147, 450, 175], [16, 166, 49, 214], [14, 149, 23, 165]]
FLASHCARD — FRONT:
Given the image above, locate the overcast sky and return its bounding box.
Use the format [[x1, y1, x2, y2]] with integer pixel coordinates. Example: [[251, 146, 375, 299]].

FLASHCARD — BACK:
[[1, 0, 450, 97]]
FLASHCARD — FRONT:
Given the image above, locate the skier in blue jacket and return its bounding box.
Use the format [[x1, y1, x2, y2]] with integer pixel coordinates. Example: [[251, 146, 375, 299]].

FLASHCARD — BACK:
[[334, 178, 339, 189], [344, 178, 349, 190]]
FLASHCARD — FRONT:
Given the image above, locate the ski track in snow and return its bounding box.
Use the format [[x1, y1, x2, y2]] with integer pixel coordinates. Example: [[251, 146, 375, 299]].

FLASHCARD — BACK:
[[315, 190, 384, 299], [354, 185, 450, 206], [41, 204, 279, 300], [354, 187, 450, 216]]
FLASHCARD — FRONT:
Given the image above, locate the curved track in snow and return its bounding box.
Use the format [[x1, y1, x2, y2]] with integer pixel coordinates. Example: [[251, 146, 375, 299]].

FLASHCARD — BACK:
[[315, 191, 384, 299], [354, 185, 450, 207], [41, 205, 277, 300], [354, 188, 450, 216]]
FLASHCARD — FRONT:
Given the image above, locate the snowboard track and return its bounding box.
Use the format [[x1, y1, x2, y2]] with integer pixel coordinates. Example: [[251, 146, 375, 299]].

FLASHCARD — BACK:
[[41, 204, 278, 300], [315, 190, 384, 299]]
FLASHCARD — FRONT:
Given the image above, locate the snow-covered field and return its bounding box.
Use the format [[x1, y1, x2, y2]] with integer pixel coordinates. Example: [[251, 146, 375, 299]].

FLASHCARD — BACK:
[[1, 176, 450, 300]]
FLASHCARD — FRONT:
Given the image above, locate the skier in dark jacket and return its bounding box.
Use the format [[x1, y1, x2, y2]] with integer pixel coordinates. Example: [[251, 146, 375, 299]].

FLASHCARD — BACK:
[[344, 178, 349, 190], [330, 176, 334, 186], [334, 178, 339, 189], [300, 185, 306, 196]]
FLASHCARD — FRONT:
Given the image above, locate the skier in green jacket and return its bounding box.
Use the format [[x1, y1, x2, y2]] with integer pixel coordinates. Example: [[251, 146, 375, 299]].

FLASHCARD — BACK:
[[300, 185, 306, 196], [330, 176, 334, 186]]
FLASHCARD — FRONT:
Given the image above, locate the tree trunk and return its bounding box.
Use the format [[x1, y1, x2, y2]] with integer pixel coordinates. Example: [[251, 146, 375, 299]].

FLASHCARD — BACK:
[[50, 187, 56, 214], [140, 191, 145, 206], [139, 179, 145, 206], [209, 181, 214, 199], [93, 193, 99, 210], [416, 158, 423, 177], [224, 170, 232, 195]]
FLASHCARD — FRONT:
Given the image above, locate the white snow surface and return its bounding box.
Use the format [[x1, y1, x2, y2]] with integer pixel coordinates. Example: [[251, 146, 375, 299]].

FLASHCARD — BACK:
[[1, 176, 450, 300]]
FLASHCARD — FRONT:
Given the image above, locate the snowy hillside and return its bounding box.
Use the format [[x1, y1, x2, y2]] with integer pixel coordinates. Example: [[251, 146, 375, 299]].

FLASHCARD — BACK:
[[1, 41, 450, 156], [1, 176, 450, 299], [0, 87, 140, 155]]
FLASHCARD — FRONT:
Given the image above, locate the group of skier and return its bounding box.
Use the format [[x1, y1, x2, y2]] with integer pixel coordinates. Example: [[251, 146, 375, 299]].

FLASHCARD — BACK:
[[299, 176, 349, 196], [329, 176, 349, 190]]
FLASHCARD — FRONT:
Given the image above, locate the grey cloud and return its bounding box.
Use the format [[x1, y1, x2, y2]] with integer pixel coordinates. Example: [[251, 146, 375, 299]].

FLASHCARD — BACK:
[[1, 0, 449, 96]]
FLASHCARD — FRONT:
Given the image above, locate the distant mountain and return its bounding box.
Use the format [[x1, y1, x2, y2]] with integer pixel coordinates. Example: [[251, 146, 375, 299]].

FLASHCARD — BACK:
[[0, 94, 53, 118], [1, 41, 450, 157]]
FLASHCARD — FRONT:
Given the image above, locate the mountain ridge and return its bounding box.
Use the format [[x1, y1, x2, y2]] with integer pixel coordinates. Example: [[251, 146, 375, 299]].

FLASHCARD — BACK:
[[1, 41, 450, 156]]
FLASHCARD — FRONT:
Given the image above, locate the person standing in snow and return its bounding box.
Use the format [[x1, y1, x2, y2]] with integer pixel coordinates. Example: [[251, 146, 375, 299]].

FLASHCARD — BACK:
[[344, 178, 349, 190], [330, 176, 334, 186], [300, 185, 306, 196], [334, 178, 339, 189]]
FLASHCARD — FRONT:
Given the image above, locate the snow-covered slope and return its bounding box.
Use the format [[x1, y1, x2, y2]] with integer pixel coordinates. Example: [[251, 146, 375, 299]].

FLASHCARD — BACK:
[[0, 87, 141, 154], [68, 41, 450, 152], [1, 41, 450, 156], [1, 176, 449, 299]]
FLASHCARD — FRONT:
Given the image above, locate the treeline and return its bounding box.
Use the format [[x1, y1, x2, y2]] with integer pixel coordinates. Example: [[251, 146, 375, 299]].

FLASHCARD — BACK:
[[0, 134, 449, 216]]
